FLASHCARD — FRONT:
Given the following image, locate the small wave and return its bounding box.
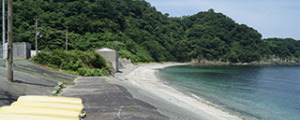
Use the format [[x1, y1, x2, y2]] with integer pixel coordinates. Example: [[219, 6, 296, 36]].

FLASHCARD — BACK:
[[190, 93, 211, 104]]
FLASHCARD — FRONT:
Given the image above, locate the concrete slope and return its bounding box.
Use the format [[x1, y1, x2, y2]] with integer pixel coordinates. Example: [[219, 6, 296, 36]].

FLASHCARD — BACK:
[[0, 60, 76, 107]]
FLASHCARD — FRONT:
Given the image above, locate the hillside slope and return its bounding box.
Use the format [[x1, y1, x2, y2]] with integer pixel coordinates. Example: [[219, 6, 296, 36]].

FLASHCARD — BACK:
[[0, 0, 299, 63]]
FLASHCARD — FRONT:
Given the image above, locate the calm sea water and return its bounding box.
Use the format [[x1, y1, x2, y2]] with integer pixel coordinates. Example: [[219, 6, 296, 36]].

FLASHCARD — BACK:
[[158, 65, 300, 120]]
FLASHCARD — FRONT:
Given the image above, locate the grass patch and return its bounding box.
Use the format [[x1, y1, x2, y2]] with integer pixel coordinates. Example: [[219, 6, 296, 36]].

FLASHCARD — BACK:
[[127, 105, 139, 108], [56, 78, 75, 85], [42, 73, 50, 77]]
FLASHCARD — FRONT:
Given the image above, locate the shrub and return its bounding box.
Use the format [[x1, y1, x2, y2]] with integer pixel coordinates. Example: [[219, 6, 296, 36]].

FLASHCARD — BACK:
[[33, 50, 108, 76], [78, 68, 107, 76], [33, 52, 52, 65]]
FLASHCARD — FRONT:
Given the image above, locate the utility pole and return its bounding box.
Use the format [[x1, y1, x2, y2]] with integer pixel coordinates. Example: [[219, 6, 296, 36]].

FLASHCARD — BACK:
[[2, 0, 5, 58], [7, 0, 13, 82], [65, 27, 68, 51], [34, 18, 39, 54], [33, 18, 42, 54]]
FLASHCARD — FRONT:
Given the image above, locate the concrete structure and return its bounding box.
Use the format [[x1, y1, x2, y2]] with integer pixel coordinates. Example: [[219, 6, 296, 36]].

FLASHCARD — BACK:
[[95, 48, 118, 72], [0, 43, 7, 58], [30, 50, 41, 57], [13, 43, 31, 59], [0, 42, 31, 59]]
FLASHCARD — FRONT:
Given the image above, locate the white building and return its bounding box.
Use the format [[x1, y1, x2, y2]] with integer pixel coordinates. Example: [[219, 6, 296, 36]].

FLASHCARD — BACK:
[[95, 48, 119, 72]]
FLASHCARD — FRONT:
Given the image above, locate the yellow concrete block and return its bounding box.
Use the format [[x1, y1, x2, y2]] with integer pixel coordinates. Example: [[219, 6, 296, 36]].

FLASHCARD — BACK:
[[0, 113, 79, 120], [11, 101, 84, 113], [0, 106, 81, 118], [17, 95, 82, 104]]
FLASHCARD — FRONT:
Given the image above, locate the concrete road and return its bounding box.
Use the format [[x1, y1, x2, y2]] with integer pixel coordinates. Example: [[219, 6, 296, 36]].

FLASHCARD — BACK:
[[61, 77, 169, 120]]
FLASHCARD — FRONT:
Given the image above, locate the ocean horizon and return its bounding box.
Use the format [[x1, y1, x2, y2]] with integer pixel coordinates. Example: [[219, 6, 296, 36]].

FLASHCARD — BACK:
[[158, 65, 300, 120]]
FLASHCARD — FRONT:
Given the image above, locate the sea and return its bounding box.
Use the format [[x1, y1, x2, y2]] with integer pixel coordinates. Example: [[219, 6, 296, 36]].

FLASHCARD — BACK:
[[158, 65, 300, 120]]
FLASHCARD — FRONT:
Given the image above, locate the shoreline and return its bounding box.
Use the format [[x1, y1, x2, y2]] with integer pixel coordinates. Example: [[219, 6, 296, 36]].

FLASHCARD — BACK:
[[190, 59, 300, 66], [114, 63, 242, 120]]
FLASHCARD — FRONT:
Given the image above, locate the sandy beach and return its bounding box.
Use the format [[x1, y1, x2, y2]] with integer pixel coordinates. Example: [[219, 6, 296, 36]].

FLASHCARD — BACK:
[[115, 63, 242, 120]]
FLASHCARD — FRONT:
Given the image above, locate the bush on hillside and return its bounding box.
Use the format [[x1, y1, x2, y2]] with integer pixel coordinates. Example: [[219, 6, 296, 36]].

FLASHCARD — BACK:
[[33, 50, 108, 76]]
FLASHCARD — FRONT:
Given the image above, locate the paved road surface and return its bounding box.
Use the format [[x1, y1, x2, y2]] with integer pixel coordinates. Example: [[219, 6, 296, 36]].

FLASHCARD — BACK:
[[61, 77, 168, 120]]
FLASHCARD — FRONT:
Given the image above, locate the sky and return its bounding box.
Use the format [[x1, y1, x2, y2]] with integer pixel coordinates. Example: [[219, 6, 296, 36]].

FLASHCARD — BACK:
[[146, 0, 300, 40]]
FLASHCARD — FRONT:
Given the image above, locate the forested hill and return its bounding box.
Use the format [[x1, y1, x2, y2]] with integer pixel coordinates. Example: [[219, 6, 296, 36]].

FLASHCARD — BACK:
[[1, 0, 300, 63]]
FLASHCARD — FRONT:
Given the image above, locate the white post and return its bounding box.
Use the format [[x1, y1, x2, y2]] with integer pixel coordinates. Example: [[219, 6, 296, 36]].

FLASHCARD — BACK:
[[2, 0, 5, 58]]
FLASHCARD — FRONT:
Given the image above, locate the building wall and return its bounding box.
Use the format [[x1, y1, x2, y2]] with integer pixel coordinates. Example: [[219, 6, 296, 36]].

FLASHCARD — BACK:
[[0, 45, 2, 58], [0, 42, 31, 59]]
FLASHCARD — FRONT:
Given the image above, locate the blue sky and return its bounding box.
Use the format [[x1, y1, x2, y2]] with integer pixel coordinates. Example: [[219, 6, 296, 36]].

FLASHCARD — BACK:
[[146, 0, 300, 40]]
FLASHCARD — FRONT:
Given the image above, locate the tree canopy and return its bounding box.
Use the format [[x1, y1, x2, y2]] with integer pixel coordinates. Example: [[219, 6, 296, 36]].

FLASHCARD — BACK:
[[0, 0, 299, 63]]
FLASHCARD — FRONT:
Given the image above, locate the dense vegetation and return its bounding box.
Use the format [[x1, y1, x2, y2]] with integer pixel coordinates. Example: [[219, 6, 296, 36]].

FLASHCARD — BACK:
[[263, 38, 300, 59], [33, 50, 109, 76], [0, 0, 299, 64]]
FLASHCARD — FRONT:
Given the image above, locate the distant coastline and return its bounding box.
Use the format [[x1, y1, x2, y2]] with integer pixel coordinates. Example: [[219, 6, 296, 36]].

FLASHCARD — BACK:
[[190, 57, 300, 66]]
